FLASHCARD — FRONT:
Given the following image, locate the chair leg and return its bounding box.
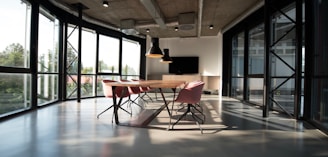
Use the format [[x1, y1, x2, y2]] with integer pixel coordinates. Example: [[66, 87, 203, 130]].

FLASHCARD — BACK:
[[119, 99, 132, 116], [141, 92, 153, 102], [191, 110, 205, 124], [129, 96, 143, 108], [97, 99, 132, 121], [172, 104, 205, 133], [172, 104, 193, 129], [97, 105, 114, 119], [191, 114, 203, 134], [191, 106, 205, 124]]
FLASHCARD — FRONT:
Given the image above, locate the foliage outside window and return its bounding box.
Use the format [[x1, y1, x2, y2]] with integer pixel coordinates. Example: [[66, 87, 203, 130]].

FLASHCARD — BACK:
[[98, 35, 120, 74], [0, 0, 31, 116], [121, 38, 141, 80], [37, 7, 59, 105]]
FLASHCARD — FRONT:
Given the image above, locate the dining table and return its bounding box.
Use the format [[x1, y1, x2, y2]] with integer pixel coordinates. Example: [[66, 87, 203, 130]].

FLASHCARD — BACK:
[[104, 79, 186, 129]]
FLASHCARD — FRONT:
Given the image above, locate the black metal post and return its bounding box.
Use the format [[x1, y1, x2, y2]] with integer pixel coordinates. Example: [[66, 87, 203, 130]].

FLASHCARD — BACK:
[[30, 2, 39, 109], [294, 0, 303, 119], [263, 0, 272, 117], [77, 4, 83, 103], [58, 22, 64, 101]]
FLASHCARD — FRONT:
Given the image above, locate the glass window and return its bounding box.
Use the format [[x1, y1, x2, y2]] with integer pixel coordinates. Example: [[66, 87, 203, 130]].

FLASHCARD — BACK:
[[98, 35, 120, 73], [37, 74, 58, 105], [66, 24, 79, 99], [248, 78, 264, 105], [66, 26, 98, 98], [0, 73, 31, 116], [247, 23, 264, 105], [248, 24, 264, 75], [121, 38, 141, 79], [81, 29, 96, 74], [81, 29, 97, 98], [231, 78, 243, 99], [0, 0, 32, 117], [37, 7, 59, 106], [270, 3, 296, 114], [81, 75, 95, 97], [232, 32, 244, 77], [96, 75, 121, 96], [0, 0, 31, 68], [231, 32, 244, 99], [311, 0, 328, 131]]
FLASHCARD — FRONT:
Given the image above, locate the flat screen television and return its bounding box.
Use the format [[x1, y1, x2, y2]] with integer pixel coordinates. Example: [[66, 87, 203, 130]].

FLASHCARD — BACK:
[[169, 56, 199, 74]]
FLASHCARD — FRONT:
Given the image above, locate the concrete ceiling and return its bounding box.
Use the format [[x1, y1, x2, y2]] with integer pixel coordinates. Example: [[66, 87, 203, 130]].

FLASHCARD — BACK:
[[50, 0, 263, 38]]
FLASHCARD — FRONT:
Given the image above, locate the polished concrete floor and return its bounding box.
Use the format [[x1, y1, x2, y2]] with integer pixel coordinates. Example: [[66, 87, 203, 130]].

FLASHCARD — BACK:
[[0, 93, 328, 157]]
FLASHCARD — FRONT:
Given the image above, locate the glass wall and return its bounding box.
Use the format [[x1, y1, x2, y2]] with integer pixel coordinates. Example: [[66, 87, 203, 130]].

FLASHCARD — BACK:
[[0, 1, 31, 68], [121, 38, 141, 80], [98, 35, 120, 74], [0, 0, 146, 119], [0, 0, 31, 116], [271, 3, 296, 114], [66, 24, 79, 99], [311, 0, 328, 130], [37, 7, 59, 106], [225, 1, 306, 120], [81, 28, 96, 98], [248, 23, 264, 104], [97, 35, 121, 96], [231, 32, 244, 99]]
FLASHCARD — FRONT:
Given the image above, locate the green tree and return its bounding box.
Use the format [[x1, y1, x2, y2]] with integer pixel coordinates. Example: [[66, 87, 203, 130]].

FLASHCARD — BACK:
[[0, 43, 27, 114], [0, 43, 25, 67]]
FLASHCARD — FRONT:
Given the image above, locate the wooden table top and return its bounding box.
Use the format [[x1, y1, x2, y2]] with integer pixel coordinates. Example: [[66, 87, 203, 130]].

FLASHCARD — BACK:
[[104, 80, 186, 88]]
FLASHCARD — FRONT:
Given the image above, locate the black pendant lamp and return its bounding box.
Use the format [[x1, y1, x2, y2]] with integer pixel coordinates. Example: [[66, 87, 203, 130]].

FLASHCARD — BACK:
[[146, 38, 163, 58], [160, 48, 173, 63]]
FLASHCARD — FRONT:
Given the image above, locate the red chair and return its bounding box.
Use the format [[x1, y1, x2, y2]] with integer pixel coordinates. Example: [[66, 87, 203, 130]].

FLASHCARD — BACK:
[[131, 79, 153, 102], [120, 79, 143, 109], [97, 80, 131, 120], [171, 80, 205, 133]]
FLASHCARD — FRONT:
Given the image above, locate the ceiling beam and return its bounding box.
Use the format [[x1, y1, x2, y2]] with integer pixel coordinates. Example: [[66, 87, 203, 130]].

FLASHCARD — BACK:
[[197, 0, 203, 37], [140, 0, 167, 29]]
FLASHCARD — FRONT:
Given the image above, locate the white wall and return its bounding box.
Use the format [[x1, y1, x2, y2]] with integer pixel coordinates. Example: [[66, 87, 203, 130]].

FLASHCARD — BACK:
[[146, 33, 223, 77]]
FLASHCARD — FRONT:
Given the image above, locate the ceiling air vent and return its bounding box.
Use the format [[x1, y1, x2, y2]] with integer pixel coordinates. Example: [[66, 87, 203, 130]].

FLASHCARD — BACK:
[[121, 19, 138, 35], [178, 12, 195, 30]]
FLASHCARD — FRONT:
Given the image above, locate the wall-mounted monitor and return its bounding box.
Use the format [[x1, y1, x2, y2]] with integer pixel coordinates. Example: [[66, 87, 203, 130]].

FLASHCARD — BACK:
[[169, 56, 199, 74]]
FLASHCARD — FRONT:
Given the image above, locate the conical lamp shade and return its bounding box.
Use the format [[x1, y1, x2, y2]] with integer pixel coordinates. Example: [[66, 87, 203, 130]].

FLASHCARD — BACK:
[[146, 38, 163, 58], [160, 49, 173, 63]]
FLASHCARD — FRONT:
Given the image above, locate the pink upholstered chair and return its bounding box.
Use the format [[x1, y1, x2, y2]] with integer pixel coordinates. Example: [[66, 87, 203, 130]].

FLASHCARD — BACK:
[[97, 80, 131, 120], [131, 79, 153, 102], [172, 80, 205, 133], [120, 79, 143, 109]]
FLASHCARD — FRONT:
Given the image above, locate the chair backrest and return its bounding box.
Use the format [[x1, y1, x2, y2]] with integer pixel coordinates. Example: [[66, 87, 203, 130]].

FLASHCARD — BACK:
[[120, 79, 141, 94], [175, 80, 205, 104], [102, 80, 129, 98], [131, 79, 150, 91]]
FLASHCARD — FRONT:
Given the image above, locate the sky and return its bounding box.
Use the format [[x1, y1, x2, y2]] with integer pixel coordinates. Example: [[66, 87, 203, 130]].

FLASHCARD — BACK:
[[0, 1, 28, 51]]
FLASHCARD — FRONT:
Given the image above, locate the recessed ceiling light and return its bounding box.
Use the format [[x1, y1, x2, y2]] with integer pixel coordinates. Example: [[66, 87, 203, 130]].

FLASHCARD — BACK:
[[103, 1, 109, 7], [174, 27, 179, 31], [209, 25, 214, 29]]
